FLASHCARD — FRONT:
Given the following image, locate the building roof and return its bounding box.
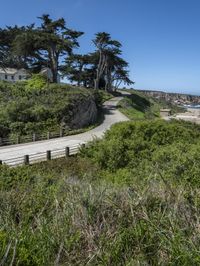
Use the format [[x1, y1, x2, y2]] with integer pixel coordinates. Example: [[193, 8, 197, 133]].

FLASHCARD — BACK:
[[160, 109, 171, 112], [0, 68, 27, 75]]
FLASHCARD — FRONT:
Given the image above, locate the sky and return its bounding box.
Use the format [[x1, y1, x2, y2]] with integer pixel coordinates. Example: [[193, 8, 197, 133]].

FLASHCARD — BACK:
[[0, 0, 200, 95]]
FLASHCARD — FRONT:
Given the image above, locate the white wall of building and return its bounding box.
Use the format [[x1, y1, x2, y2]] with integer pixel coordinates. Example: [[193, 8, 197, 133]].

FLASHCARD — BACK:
[[0, 68, 61, 83], [0, 69, 28, 82]]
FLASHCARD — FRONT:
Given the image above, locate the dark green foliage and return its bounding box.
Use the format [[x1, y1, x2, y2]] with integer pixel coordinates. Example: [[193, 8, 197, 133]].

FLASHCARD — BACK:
[[0, 81, 100, 138], [83, 120, 200, 186], [1, 153, 200, 264], [0, 15, 83, 82], [0, 16, 133, 89], [1, 120, 200, 264], [0, 124, 10, 138], [93, 32, 133, 91]]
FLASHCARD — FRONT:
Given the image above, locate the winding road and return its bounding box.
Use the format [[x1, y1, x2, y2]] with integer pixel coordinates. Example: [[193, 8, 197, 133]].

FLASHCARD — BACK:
[[0, 93, 129, 165]]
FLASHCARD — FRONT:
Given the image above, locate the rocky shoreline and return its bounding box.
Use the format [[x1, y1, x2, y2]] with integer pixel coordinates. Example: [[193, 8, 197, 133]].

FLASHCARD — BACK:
[[137, 89, 200, 106]]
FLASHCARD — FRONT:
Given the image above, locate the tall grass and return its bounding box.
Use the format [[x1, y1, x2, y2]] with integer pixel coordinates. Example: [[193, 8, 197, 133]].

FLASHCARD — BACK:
[[1, 158, 200, 265], [1, 119, 200, 265]]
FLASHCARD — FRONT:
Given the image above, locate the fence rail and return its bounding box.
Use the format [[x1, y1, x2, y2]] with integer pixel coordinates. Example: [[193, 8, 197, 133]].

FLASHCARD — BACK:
[[0, 143, 85, 167], [0, 128, 83, 147]]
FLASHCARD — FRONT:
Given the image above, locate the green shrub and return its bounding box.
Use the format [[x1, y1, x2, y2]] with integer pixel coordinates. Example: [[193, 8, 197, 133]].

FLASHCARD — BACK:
[[25, 74, 47, 91], [82, 120, 200, 187], [1, 118, 200, 265], [0, 124, 10, 138], [1, 156, 200, 265], [0, 82, 100, 138]]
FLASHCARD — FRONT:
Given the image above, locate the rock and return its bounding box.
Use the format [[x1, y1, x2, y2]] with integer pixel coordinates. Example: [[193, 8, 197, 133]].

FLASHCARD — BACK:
[[61, 95, 98, 129]]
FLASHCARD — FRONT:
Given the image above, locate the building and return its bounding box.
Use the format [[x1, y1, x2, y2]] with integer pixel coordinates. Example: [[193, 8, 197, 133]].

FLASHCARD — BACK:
[[160, 109, 171, 117], [0, 68, 29, 82], [0, 67, 61, 83]]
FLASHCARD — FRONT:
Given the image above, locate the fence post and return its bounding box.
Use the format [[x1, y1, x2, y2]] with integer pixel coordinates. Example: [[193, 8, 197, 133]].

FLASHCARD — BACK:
[[47, 150, 51, 160], [0, 137, 2, 146], [47, 132, 50, 140], [60, 128, 64, 137], [0, 160, 2, 165], [32, 133, 37, 142], [17, 135, 21, 144], [65, 147, 70, 158], [81, 143, 86, 149], [24, 155, 29, 165]]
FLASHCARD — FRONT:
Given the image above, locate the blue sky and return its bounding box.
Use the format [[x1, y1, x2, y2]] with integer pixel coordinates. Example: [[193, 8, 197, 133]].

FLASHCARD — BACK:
[[1, 0, 200, 94]]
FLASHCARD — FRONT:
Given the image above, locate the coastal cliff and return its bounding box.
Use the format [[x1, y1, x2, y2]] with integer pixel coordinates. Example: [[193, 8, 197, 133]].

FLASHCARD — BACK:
[[137, 90, 200, 105]]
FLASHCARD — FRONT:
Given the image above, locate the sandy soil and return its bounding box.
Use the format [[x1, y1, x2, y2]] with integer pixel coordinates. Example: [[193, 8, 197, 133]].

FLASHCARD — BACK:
[[173, 108, 200, 124]]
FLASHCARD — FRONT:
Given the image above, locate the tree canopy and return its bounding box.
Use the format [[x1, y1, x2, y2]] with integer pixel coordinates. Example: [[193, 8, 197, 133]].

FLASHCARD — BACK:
[[0, 15, 133, 89]]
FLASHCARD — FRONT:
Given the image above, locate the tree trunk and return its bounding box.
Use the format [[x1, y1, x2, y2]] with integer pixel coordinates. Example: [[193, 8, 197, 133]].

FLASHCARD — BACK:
[[78, 64, 84, 86], [49, 46, 59, 83], [52, 64, 58, 83], [105, 66, 112, 92], [94, 79, 99, 90], [94, 50, 105, 90]]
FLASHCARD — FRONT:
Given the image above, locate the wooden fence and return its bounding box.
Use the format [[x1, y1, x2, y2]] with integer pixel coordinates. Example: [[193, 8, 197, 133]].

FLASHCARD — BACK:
[[0, 128, 82, 147], [0, 143, 85, 167]]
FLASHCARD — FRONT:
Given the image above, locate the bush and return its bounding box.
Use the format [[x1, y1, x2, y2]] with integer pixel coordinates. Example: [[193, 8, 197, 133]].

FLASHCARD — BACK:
[[1, 156, 200, 264], [25, 74, 47, 91], [0, 82, 100, 138], [82, 120, 200, 187], [0, 124, 10, 138], [1, 120, 200, 264]]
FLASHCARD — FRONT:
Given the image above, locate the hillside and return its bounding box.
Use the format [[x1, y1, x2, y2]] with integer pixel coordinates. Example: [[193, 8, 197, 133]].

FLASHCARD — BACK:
[[1, 119, 200, 265], [118, 89, 185, 120], [0, 81, 111, 143]]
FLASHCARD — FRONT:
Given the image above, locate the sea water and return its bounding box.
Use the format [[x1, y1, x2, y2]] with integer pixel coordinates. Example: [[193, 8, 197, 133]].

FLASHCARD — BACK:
[[183, 104, 200, 109]]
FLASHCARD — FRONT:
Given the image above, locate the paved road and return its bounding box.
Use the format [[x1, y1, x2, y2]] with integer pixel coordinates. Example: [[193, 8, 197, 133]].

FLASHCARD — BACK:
[[0, 93, 129, 164]]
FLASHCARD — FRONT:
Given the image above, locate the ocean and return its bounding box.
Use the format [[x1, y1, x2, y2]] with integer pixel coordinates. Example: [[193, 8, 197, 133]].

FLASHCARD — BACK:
[[183, 104, 200, 109]]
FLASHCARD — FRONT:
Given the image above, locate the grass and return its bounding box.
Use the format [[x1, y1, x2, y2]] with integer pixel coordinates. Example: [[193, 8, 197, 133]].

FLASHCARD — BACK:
[[118, 89, 185, 120], [1, 157, 200, 265], [96, 89, 113, 103], [120, 107, 145, 119], [1, 119, 200, 265], [118, 90, 159, 120]]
